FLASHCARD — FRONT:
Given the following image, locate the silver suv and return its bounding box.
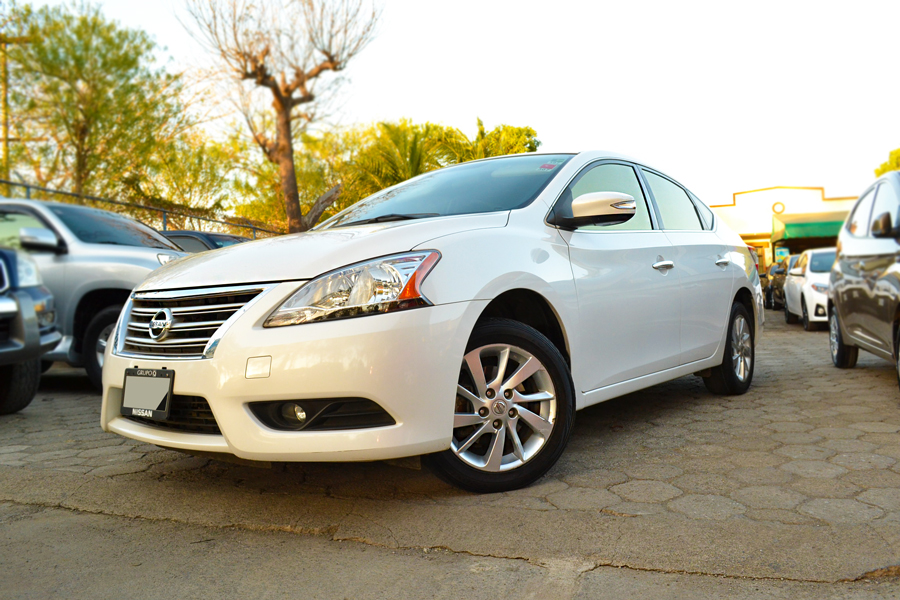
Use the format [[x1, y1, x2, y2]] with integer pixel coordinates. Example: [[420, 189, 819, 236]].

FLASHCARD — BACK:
[[0, 200, 184, 389]]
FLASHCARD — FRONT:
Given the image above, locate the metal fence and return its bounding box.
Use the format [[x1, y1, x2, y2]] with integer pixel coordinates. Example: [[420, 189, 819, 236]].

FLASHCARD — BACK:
[[0, 179, 282, 239]]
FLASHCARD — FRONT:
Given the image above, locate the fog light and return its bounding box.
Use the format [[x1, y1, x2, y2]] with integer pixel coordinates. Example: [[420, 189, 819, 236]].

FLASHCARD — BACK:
[[281, 402, 307, 424], [37, 310, 55, 328], [815, 305, 826, 316]]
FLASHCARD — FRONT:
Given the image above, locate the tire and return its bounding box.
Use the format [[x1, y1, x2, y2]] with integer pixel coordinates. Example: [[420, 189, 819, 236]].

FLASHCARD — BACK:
[[0, 359, 41, 415], [424, 318, 575, 493], [84, 305, 122, 392], [801, 297, 812, 331], [40, 360, 54, 374], [704, 302, 755, 396], [785, 300, 798, 324], [764, 289, 773, 310], [829, 310, 858, 368]]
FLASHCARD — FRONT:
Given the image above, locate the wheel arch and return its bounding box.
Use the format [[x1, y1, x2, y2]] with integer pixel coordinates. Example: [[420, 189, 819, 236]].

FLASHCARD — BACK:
[[733, 286, 756, 334], [475, 288, 570, 365], [72, 288, 130, 353]]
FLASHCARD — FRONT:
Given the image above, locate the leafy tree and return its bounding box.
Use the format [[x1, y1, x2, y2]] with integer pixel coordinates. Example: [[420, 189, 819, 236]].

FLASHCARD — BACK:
[[7, 2, 192, 196], [186, 0, 379, 233], [875, 148, 900, 177]]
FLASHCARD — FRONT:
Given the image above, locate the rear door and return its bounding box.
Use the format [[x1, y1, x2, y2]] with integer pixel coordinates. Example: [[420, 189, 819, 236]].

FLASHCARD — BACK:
[[640, 169, 734, 364], [860, 181, 900, 350]]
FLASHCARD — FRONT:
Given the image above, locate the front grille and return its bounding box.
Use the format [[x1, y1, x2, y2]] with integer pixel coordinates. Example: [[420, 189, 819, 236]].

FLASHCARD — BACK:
[[122, 285, 264, 359], [126, 394, 221, 435], [0, 318, 9, 343]]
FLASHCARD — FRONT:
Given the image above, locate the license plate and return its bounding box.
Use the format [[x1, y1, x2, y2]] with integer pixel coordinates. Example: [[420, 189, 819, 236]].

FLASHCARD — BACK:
[[121, 368, 174, 421]]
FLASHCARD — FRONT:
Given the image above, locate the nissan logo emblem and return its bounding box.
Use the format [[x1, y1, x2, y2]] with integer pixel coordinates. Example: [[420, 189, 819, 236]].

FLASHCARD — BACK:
[[149, 308, 174, 341]]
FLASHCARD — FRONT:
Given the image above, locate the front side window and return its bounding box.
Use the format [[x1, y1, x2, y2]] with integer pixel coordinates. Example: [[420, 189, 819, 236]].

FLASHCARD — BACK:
[[847, 187, 876, 237], [48, 204, 180, 250], [320, 154, 573, 229], [795, 253, 809, 273], [642, 170, 703, 230], [552, 162, 652, 231], [870, 182, 900, 234], [809, 250, 836, 273], [0, 210, 46, 249], [167, 235, 209, 253]]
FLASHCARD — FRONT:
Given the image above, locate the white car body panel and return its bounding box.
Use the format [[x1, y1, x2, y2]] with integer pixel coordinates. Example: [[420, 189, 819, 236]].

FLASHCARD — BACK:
[[101, 151, 764, 463], [785, 249, 834, 323]]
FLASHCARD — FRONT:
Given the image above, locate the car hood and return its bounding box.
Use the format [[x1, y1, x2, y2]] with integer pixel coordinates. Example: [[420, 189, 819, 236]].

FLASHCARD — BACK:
[[136, 212, 509, 291]]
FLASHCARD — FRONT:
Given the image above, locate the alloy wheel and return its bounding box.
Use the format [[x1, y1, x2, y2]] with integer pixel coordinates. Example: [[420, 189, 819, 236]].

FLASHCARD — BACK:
[[829, 313, 840, 362], [452, 344, 557, 472], [731, 314, 752, 382]]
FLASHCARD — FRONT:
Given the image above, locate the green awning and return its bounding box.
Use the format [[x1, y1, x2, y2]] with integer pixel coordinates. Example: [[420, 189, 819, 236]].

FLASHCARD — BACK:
[[772, 211, 848, 244]]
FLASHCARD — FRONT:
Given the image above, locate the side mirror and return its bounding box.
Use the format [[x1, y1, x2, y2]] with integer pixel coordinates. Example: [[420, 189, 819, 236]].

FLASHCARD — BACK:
[[556, 191, 637, 230], [789, 267, 803, 276], [20, 227, 65, 254], [871, 212, 894, 238], [774, 268, 785, 275]]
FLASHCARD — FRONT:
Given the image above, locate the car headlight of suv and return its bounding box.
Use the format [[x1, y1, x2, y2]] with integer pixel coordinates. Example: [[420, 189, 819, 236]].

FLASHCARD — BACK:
[[811, 283, 829, 293], [264, 251, 441, 327], [15, 252, 42, 287]]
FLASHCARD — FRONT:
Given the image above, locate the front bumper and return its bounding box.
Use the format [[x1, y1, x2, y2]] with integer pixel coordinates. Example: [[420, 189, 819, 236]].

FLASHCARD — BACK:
[[101, 283, 487, 462], [805, 288, 829, 322], [0, 289, 61, 367]]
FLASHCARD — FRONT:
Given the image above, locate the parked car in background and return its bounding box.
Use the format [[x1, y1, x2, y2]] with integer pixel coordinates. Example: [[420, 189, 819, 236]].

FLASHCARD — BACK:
[[761, 263, 780, 309], [770, 254, 799, 310], [784, 248, 836, 330], [0, 200, 184, 390], [830, 171, 900, 382], [0, 247, 61, 414], [163, 230, 249, 253], [101, 151, 763, 493]]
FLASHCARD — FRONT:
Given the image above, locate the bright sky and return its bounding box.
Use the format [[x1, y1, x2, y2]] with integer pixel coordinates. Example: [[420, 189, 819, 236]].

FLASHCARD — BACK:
[[32, 0, 900, 205]]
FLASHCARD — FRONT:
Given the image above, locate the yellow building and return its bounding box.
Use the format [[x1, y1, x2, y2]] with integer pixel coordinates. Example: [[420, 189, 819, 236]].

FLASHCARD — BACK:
[[711, 187, 857, 268]]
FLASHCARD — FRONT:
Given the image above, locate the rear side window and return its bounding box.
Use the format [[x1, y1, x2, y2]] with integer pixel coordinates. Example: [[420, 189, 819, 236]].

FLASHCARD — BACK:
[[870, 182, 900, 234], [847, 188, 876, 237], [642, 170, 703, 230], [554, 162, 653, 231], [689, 191, 715, 230]]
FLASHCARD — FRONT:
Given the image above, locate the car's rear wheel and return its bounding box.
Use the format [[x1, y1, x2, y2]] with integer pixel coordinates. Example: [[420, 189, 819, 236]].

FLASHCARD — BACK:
[[425, 318, 575, 493], [0, 359, 41, 415], [829, 310, 858, 368], [704, 302, 754, 396], [784, 300, 798, 324], [84, 306, 122, 391]]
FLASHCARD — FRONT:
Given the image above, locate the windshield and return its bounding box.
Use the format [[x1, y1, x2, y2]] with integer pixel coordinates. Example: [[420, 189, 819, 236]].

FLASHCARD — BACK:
[[49, 204, 180, 250], [809, 250, 836, 273], [320, 154, 574, 228]]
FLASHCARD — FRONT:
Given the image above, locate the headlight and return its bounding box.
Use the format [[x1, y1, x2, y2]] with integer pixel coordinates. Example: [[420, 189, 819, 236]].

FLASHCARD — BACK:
[[265, 251, 441, 327], [811, 283, 829, 293], [15, 252, 42, 287]]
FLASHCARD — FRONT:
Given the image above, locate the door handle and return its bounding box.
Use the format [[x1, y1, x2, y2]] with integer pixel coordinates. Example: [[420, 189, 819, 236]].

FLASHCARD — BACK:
[[715, 257, 730, 267], [652, 260, 675, 271]]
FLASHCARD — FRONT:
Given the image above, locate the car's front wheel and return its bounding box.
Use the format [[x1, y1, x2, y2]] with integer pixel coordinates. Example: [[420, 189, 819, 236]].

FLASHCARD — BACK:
[[829, 310, 858, 368], [84, 305, 122, 391], [425, 318, 575, 493], [704, 302, 754, 396], [0, 359, 41, 415]]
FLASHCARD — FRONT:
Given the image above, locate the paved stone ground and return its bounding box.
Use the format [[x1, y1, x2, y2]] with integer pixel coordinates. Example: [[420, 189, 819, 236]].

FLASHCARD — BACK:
[[1, 310, 899, 588]]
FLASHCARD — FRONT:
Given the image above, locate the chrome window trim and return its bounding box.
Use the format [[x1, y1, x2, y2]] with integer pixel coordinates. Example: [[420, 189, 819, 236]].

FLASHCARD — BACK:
[[0, 260, 9, 293], [113, 283, 278, 361]]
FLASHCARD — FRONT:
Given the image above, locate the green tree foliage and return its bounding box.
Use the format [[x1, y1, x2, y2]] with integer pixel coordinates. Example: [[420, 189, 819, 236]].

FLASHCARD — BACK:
[[7, 2, 192, 196], [875, 148, 900, 177], [233, 118, 541, 230]]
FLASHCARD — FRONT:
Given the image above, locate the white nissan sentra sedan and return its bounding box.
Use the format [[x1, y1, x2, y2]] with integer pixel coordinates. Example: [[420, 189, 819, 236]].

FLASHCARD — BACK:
[[101, 152, 763, 493]]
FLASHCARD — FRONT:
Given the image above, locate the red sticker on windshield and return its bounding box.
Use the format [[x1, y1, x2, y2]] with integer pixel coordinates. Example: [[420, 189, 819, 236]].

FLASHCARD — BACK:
[[539, 164, 557, 170]]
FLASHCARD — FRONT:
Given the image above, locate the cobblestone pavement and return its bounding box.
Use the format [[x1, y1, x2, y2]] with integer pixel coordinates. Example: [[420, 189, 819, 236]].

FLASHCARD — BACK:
[[2, 310, 899, 584]]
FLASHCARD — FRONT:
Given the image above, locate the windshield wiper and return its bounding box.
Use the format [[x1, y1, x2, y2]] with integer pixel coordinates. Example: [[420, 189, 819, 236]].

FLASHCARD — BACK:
[[338, 213, 440, 227]]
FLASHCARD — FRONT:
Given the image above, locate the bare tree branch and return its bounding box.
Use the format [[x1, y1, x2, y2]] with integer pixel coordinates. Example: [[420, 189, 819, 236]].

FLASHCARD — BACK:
[[301, 183, 342, 230]]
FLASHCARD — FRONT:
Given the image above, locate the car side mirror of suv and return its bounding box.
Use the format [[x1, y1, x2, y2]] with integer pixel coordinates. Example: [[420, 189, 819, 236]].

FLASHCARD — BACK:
[[789, 267, 803, 276], [20, 227, 66, 254], [870, 212, 896, 239]]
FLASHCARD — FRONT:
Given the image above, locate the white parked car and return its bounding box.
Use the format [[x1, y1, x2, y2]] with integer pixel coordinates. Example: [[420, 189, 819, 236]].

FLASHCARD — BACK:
[[101, 152, 763, 493], [784, 247, 836, 330]]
